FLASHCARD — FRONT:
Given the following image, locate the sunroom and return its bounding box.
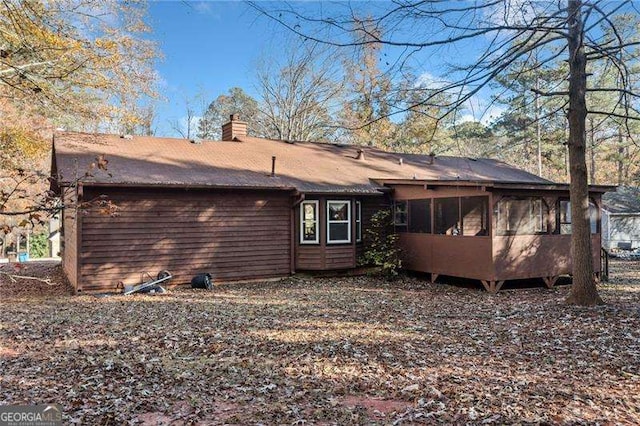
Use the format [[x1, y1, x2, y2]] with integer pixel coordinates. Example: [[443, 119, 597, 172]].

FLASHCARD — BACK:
[[385, 181, 611, 292]]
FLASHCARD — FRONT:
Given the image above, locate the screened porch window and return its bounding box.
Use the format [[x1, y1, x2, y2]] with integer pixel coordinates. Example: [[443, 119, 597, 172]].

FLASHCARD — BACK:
[[558, 199, 599, 234], [408, 199, 432, 233], [462, 196, 489, 236], [300, 200, 319, 244], [327, 200, 351, 243], [496, 197, 548, 235], [435, 197, 460, 235]]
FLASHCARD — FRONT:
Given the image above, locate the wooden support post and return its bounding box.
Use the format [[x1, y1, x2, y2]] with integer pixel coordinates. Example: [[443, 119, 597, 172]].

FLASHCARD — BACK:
[[430, 273, 439, 283], [481, 280, 505, 293], [543, 276, 559, 288]]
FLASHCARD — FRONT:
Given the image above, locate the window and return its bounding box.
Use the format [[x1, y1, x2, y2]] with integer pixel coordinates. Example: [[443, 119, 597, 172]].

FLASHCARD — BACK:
[[496, 197, 547, 235], [355, 201, 362, 242], [590, 203, 599, 234], [300, 200, 319, 244], [435, 197, 460, 235], [558, 199, 599, 234], [462, 197, 489, 236], [327, 200, 351, 243], [394, 201, 408, 232], [558, 199, 571, 234], [408, 199, 431, 233]]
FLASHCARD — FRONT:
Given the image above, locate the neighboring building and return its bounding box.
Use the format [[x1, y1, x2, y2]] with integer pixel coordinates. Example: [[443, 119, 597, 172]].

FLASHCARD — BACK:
[[51, 115, 612, 293], [602, 186, 640, 251], [48, 214, 61, 258]]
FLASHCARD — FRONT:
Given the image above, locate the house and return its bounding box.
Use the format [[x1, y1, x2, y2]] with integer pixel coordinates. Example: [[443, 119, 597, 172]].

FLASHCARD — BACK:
[[602, 186, 640, 252], [51, 115, 612, 293], [48, 214, 61, 258]]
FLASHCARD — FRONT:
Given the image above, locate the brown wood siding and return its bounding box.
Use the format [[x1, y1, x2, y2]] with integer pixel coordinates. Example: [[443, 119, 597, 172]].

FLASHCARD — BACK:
[[325, 245, 355, 269], [493, 234, 601, 280], [78, 188, 292, 292], [61, 187, 79, 290], [392, 185, 488, 200], [295, 196, 388, 270], [399, 234, 494, 280]]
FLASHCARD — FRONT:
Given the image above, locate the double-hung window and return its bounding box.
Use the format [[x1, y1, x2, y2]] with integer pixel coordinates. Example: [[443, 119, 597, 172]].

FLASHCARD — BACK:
[[327, 200, 351, 243], [300, 200, 319, 244], [394, 201, 408, 232]]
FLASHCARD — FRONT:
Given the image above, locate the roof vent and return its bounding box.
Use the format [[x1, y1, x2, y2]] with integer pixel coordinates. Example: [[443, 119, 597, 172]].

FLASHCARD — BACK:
[[120, 134, 133, 140], [428, 153, 435, 165], [356, 149, 366, 161], [398, 157, 403, 166], [190, 138, 202, 144]]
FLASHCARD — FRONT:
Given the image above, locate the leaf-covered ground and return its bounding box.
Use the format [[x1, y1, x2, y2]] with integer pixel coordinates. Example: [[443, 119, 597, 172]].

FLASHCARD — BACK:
[[1, 261, 640, 425]]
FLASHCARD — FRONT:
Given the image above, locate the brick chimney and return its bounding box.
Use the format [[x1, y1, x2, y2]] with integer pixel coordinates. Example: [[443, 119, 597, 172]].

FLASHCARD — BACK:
[[221, 114, 247, 141]]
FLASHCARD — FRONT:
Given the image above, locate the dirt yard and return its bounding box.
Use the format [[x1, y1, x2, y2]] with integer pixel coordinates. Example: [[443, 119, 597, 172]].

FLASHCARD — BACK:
[[1, 260, 639, 425]]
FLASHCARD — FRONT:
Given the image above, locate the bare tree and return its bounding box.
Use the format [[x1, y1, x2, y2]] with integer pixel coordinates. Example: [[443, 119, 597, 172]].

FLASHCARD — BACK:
[[250, 0, 640, 305], [255, 42, 343, 141], [168, 91, 208, 140]]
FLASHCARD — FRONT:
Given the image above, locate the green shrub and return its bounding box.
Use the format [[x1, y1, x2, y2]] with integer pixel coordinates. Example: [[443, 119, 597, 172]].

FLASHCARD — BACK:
[[361, 209, 402, 280], [30, 231, 49, 258]]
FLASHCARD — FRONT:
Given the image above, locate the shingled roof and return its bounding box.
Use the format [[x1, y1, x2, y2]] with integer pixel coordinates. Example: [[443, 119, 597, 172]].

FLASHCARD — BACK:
[[603, 186, 640, 214], [53, 131, 554, 194]]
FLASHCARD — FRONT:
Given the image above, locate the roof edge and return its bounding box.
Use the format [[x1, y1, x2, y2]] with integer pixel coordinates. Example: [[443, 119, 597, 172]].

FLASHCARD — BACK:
[[60, 182, 298, 192], [374, 178, 617, 192]]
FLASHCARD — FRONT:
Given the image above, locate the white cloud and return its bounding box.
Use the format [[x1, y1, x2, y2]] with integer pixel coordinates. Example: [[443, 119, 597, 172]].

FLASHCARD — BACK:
[[482, 105, 506, 125], [191, 1, 221, 19], [457, 97, 506, 126], [415, 71, 451, 89], [484, 0, 544, 26], [414, 72, 506, 126]]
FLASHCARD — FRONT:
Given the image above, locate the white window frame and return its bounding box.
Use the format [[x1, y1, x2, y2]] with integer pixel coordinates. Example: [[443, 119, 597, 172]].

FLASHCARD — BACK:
[[355, 201, 362, 242], [327, 200, 351, 244], [300, 200, 319, 244]]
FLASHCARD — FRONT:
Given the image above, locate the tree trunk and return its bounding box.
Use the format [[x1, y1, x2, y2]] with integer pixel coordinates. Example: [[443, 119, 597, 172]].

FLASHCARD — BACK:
[[589, 118, 596, 184], [565, 0, 603, 306], [564, 124, 570, 182], [535, 69, 543, 177]]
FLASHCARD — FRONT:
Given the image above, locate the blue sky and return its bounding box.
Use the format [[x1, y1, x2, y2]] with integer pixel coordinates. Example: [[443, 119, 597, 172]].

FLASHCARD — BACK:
[[147, 1, 504, 137], [149, 1, 276, 135]]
